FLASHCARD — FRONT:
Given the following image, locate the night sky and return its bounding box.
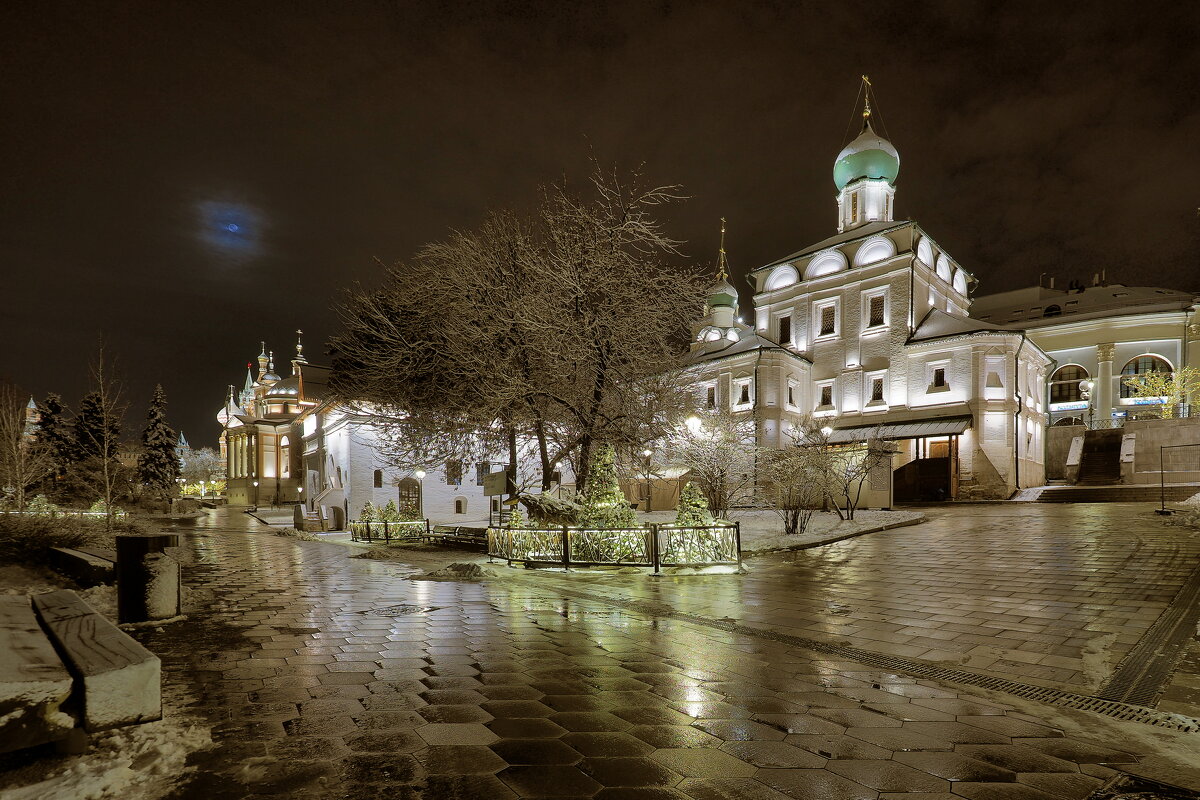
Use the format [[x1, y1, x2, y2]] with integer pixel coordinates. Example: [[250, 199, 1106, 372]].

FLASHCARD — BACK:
[[2, 1, 1198, 447]]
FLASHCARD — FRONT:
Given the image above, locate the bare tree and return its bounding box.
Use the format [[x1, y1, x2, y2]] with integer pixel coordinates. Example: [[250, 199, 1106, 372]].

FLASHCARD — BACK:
[[74, 342, 128, 529], [180, 447, 224, 484], [668, 408, 760, 519], [792, 417, 890, 521], [760, 446, 823, 536], [331, 166, 704, 494], [0, 381, 53, 510]]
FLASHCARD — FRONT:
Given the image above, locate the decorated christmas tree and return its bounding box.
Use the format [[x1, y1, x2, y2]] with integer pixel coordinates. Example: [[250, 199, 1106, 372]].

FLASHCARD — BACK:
[[675, 481, 713, 527], [380, 499, 401, 521], [137, 385, 181, 499], [578, 443, 637, 529], [360, 500, 378, 522]]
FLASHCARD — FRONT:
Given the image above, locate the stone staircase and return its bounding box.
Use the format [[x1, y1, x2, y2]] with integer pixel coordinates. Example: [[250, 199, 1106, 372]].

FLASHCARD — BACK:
[[1076, 429, 1122, 485], [1037, 484, 1198, 503]]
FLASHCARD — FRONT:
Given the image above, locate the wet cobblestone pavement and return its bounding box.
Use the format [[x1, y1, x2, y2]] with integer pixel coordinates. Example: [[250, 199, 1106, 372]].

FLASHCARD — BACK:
[[143, 507, 1200, 799]]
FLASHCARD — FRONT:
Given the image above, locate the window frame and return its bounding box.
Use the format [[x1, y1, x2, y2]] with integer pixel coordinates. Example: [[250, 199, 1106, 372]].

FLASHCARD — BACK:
[[862, 288, 888, 332], [813, 298, 840, 341]]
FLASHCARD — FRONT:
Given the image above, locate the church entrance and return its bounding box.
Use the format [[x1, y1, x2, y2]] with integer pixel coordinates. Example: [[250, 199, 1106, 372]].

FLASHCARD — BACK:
[[893, 436, 958, 501]]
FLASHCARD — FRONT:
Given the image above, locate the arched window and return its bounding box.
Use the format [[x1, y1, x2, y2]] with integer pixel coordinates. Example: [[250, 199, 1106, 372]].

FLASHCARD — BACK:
[[1120, 355, 1172, 398], [454, 498, 467, 515], [280, 435, 290, 478], [1049, 365, 1088, 403], [373, 469, 383, 488], [1053, 416, 1082, 427]]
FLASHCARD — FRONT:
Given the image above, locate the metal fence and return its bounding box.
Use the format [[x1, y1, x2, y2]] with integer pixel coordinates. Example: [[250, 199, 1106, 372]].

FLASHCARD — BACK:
[[487, 523, 741, 572], [1085, 405, 1198, 430], [349, 519, 431, 543]]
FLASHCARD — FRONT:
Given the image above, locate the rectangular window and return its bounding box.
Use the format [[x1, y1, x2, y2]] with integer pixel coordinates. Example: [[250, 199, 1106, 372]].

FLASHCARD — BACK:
[[778, 315, 792, 345], [820, 305, 836, 336], [819, 385, 833, 406], [868, 294, 885, 327], [738, 383, 751, 405], [445, 459, 463, 486], [850, 193, 858, 220], [787, 384, 795, 406], [933, 368, 947, 388], [373, 469, 383, 489], [706, 386, 716, 409], [475, 462, 490, 486], [871, 377, 885, 403]]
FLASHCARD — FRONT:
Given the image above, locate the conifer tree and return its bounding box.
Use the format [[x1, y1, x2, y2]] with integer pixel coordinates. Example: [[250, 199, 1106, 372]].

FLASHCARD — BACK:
[[674, 481, 713, 528], [74, 391, 120, 462], [138, 385, 181, 499], [578, 443, 637, 528], [35, 393, 75, 479]]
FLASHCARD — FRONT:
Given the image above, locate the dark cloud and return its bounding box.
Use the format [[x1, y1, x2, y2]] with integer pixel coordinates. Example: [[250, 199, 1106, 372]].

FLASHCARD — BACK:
[[1, 0, 1196, 444]]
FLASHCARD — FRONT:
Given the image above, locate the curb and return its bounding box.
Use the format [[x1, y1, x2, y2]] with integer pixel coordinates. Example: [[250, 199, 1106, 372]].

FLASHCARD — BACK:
[[744, 514, 927, 555]]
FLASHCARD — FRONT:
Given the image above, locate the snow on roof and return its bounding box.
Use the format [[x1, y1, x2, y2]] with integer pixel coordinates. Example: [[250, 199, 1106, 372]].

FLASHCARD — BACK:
[[909, 308, 1012, 343], [686, 326, 811, 365], [754, 221, 912, 273], [970, 284, 1196, 327]]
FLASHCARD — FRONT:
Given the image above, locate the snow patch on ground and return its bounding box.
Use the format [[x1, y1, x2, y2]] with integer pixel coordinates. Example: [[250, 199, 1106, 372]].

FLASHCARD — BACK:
[[0, 718, 211, 800], [413, 562, 495, 580], [1182, 492, 1200, 507], [0, 564, 67, 597], [1080, 631, 1120, 691], [77, 584, 118, 621]]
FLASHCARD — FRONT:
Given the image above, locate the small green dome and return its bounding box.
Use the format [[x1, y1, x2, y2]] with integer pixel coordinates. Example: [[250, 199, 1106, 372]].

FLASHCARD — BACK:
[[833, 123, 899, 190], [707, 278, 738, 310]]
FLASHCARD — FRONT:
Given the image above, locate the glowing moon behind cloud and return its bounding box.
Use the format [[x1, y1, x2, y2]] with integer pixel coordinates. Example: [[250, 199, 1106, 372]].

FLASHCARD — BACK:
[[197, 201, 262, 260]]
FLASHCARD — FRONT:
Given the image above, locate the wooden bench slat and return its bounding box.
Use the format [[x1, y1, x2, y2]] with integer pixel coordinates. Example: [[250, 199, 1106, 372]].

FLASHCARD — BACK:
[[0, 596, 75, 753], [32, 590, 161, 732], [72, 546, 117, 562]]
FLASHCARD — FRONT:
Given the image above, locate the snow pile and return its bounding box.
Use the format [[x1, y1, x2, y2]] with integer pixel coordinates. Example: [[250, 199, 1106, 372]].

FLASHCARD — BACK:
[[1183, 491, 1200, 507], [414, 562, 494, 580], [77, 584, 118, 621], [0, 719, 211, 800]]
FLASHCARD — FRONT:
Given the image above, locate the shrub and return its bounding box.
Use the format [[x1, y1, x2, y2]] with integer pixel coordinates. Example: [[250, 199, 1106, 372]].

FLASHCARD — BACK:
[[27, 495, 60, 516], [674, 482, 713, 527], [0, 512, 109, 564]]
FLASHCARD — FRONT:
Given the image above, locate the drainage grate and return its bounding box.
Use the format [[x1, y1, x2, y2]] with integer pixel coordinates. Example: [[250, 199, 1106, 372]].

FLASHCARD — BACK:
[[364, 604, 441, 617], [524, 582, 1200, 734], [1098, 560, 1200, 706]]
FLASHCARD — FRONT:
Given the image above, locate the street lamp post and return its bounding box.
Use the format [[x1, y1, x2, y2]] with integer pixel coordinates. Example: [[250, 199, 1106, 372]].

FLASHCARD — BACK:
[[1079, 380, 1094, 428], [642, 448, 653, 513], [414, 470, 426, 517], [252, 479, 259, 510]]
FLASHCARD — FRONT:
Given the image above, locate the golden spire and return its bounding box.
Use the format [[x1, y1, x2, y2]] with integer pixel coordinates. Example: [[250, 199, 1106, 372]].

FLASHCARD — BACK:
[[716, 217, 729, 281], [862, 74, 872, 122]]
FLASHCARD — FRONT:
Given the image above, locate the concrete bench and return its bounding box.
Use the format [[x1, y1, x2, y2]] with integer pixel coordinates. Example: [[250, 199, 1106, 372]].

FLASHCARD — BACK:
[[0, 590, 161, 754], [47, 545, 117, 587]]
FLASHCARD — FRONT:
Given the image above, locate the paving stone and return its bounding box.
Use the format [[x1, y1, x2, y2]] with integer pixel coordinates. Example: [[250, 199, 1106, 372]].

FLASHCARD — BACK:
[[580, 756, 683, 787], [754, 768, 879, 799], [894, 751, 1017, 782], [415, 744, 508, 774], [650, 748, 757, 778], [416, 722, 499, 745], [496, 764, 604, 796], [845, 726, 953, 751], [422, 774, 518, 799], [950, 782, 1061, 799], [956, 744, 1080, 773], [722, 740, 827, 768], [1016, 771, 1104, 799], [784, 734, 893, 760], [1010, 738, 1139, 765], [490, 738, 584, 765], [825, 758, 951, 792], [900, 722, 1012, 745], [338, 752, 422, 783], [628, 725, 726, 749], [593, 788, 691, 800], [677, 777, 795, 799], [563, 731, 656, 757]]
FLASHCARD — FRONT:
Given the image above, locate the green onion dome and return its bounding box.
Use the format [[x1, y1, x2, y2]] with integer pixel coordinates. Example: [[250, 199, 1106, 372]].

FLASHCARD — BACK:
[[707, 278, 738, 309], [833, 122, 899, 190]]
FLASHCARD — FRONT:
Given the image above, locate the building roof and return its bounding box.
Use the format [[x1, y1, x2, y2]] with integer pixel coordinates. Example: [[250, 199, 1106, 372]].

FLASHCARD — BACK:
[[828, 414, 973, 443], [686, 325, 810, 366], [909, 308, 1013, 343], [970, 284, 1196, 328], [755, 220, 913, 273]]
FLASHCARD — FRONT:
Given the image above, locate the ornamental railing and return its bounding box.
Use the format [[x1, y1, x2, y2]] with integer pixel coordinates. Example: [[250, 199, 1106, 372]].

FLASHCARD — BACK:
[[349, 519, 431, 543], [487, 522, 741, 572]]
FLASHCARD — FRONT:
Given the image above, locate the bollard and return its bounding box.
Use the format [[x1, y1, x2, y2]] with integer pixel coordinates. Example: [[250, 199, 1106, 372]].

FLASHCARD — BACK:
[[116, 534, 181, 624]]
